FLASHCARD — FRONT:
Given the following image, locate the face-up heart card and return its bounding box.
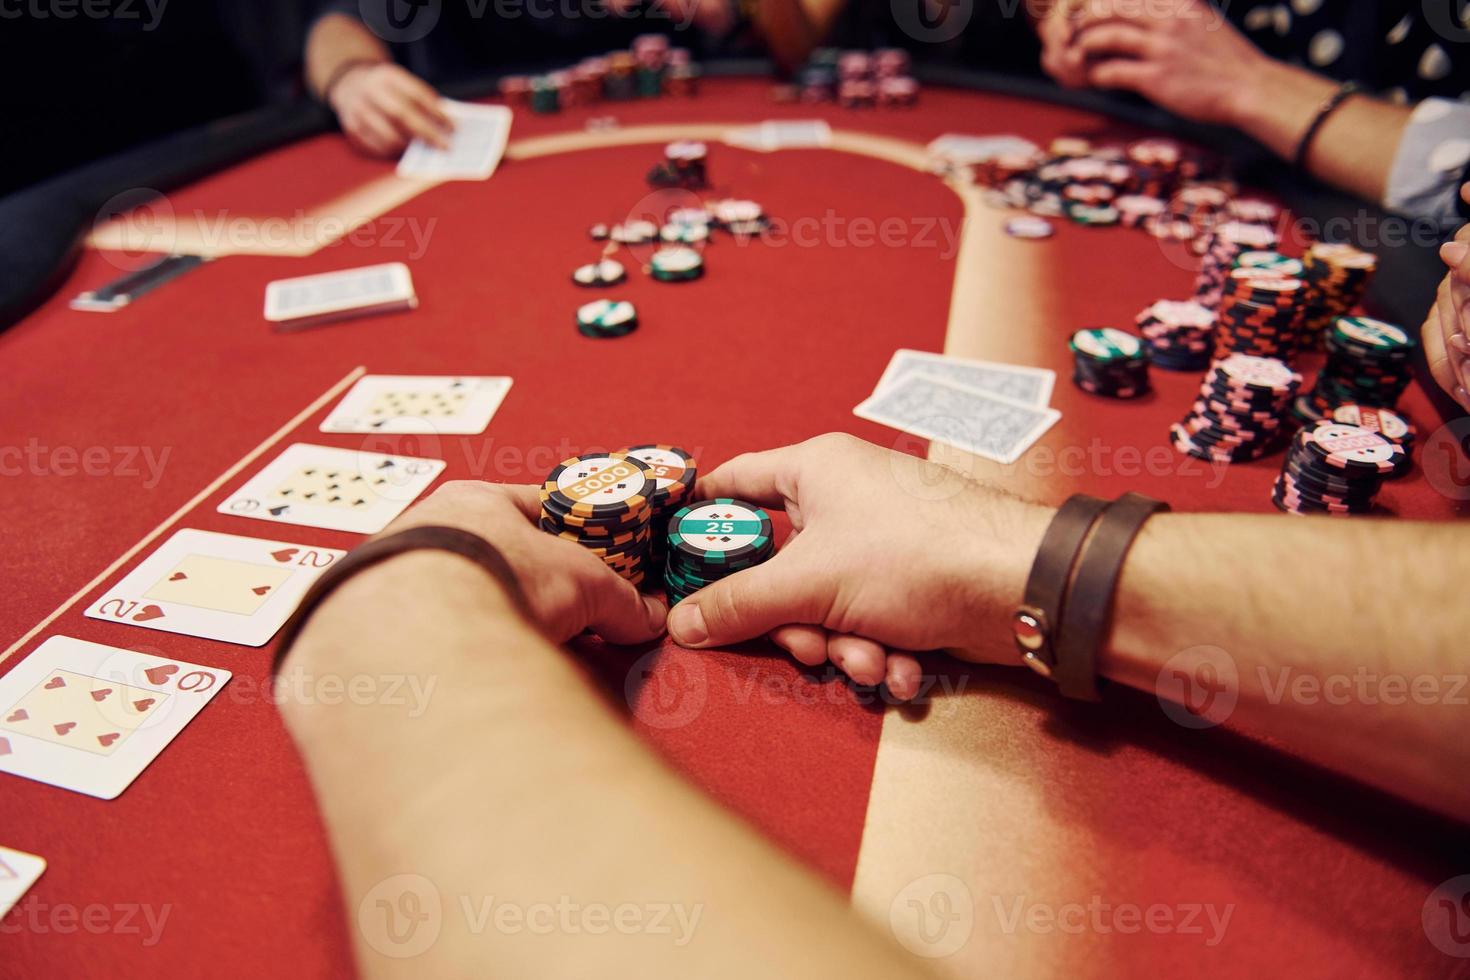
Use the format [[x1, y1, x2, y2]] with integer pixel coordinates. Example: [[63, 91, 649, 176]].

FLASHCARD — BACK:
[[0, 636, 230, 799], [320, 375, 512, 435], [217, 443, 445, 534], [84, 529, 345, 646], [0, 845, 46, 917]]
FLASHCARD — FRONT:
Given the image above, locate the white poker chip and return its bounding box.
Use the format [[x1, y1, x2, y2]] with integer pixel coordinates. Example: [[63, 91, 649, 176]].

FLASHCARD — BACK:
[[1215, 353, 1301, 392], [660, 222, 709, 244], [710, 199, 763, 224], [1336, 316, 1410, 349], [1072, 327, 1144, 360], [665, 140, 707, 161], [649, 246, 704, 281], [1005, 216, 1055, 239], [610, 219, 658, 244], [572, 259, 627, 287], [577, 299, 637, 328], [666, 207, 711, 227]]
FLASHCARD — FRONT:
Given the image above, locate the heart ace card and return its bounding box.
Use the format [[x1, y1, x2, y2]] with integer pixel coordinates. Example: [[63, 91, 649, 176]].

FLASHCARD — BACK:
[[218, 443, 445, 534], [0, 636, 230, 799], [0, 846, 46, 917], [85, 529, 346, 646], [320, 375, 512, 435]]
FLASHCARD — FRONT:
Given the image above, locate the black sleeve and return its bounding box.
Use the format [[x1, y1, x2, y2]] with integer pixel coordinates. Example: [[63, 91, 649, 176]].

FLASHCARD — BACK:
[[1458, 160, 1470, 224]]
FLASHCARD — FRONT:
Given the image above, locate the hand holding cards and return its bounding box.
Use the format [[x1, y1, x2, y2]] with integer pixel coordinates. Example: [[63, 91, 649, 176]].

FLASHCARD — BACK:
[[397, 101, 512, 181], [0, 637, 229, 799]]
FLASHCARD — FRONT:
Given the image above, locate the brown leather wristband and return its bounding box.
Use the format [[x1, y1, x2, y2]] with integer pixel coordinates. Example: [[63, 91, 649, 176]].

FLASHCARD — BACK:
[[1053, 492, 1168, 701], [1013, 494, 1109, 679], [271, 525, 529, 674]]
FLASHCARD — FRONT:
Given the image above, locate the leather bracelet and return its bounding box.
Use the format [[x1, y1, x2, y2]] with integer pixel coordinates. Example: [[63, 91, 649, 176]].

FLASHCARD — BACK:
[[271, 525, 529, 674], [1012, 494, 1109, 680], [1293, 81, 1359, 171], [1053, 493, 1168, 701], [320, 57, 385, 105]]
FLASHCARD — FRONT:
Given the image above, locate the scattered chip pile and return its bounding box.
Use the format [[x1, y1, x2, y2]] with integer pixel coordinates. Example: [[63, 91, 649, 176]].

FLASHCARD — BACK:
[[499, 36, 699, 114], [1298, 243, 1378, 350], [540, 452, 656, 585], [1170, 354, 1301, 464], [1271, 421, 1409, 515], [781, 47, 918, 107], [1294, 316, 1417, 421], [618, 445, 697, 568], [1070, 328, 1151, 399], [1137, 300, 1215, 371], [663, 499, 776, 604]]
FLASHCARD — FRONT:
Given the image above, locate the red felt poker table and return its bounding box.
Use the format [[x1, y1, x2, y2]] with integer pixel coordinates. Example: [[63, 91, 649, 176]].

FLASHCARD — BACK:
[[2, 73, 1467, 978]]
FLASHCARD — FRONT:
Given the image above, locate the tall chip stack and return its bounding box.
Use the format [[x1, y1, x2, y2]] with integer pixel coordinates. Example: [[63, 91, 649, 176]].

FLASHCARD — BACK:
[[666, 48, 698, 96], [1298, 242, 1377, 350], [1137, 299, 1215, 371], [1170, 354, 1301, 464], [633, 34, 667, 98], [1213, 265, 1309, 361], [1294, 316, 1417, 421], [539, 452, 655, 586], [663, 499, 776, 604], [618, 445, 697, 569]]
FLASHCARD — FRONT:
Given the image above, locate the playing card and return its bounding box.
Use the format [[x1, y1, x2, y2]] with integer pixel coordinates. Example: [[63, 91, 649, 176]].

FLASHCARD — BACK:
[[264, 262, 417, 329], [728, 120, 832, 151], [218, 444, 444, 535], [85, 529, 346, 646], [0, 636, 230, 799], [854, 372, 1061, 465], [397, 101, 512, 181], [926, 134, 1039, 165], [876, 349, 1056, 407], [0, 846, 45, 918], [320, 375, 513, 435]]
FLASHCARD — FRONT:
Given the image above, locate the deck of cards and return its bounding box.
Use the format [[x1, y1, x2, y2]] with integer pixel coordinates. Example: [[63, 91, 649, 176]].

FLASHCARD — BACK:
[[855, 349, 1060, 465], [264, 262, 418, 330]]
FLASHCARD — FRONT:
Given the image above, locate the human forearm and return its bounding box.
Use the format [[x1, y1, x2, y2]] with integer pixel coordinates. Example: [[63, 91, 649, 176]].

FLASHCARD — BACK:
[[306, 12, 390, 100], [282, 553, 927, 980], [1105, 514, 1468, 820], [1228, 60, 1409, 206]]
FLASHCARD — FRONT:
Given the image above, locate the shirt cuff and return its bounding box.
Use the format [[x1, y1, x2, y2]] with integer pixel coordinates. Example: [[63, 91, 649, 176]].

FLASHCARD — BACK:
[[1385, 98, 1470, 230]]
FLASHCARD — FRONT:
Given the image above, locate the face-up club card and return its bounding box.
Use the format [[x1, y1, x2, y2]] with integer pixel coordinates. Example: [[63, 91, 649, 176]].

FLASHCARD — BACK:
[[85, 529, 346, 646], [0, 846, 46, 917], [320, 375, 513, 435], [218, 443, 445, 534], [0, 636, 230, 799]]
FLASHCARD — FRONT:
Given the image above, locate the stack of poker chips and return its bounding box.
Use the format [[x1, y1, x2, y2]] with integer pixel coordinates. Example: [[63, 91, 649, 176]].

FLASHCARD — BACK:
[[1227, 197, 1281, 228], [663, 498, 775, 604], [529, 75, 562, 114], [794, 47, 918, 109], [576, 299, 638, 339], [665, 48, 698, 96], [1170, 354, 1301, 464], [1271, 421, 1408, 516], [1070, 328, 1151, 399], [618, 445, 696, 568], [1331, 403, 1415, 458], [540, 452, 656, 585], [709, 199, 767, 236], [1116, 195, 1166, 229], [1295, 316, 1417, 420], [1170, 184, 1231, 241], [647, 140, 708, 190], [648, 246, 704, 283], [1194, 222, 1280, 309], [1298, 242, 1377, 349], [1213, 266, 1308, 361], [1136, 299, 1215, 371]]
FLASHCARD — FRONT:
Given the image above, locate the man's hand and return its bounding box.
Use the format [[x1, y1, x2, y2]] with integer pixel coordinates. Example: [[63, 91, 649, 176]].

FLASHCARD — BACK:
[[1040, 0, 1270, 127], [328, 62, 453, 158], [665, 434, 1053, 699], [1424, 192, 1470, 411], [382, 481, 667, 645]]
